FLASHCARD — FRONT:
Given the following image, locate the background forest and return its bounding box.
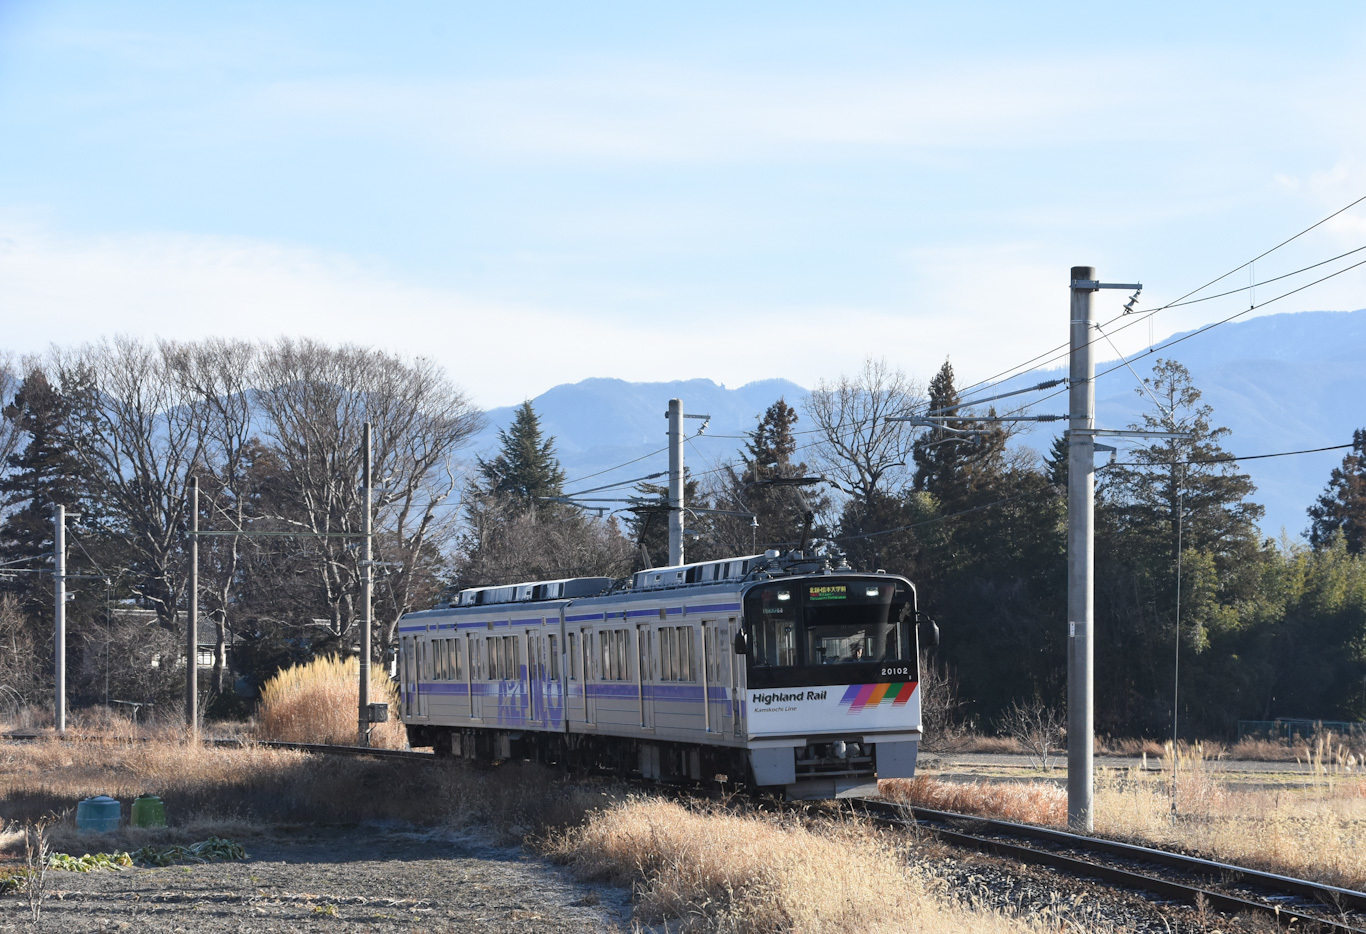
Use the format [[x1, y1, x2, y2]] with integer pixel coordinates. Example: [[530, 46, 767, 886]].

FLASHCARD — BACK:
[[1, 338, 1363, 737]]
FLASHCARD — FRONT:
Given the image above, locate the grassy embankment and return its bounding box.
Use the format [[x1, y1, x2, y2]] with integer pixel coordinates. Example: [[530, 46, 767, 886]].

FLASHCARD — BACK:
[[0, 729, 1081, 933], [887, 736, 1366, 891]]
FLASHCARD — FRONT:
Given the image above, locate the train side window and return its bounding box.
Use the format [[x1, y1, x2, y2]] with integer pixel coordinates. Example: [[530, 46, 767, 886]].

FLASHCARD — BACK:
[[616, 629, 629, 680], [681, 626, 695, 681], [547, 634, 559, 680], [489, 636, 505, 680], [566, 633, 578, 680], [660, 626, 674, 681]]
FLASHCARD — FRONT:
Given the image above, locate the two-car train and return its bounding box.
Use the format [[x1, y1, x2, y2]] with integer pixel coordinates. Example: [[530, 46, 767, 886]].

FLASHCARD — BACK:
[[396, 550, 937, 799]]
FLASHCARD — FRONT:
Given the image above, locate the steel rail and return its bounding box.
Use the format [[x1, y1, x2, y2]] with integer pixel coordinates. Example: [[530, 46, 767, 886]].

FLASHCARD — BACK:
[[210, 738, 435, 761], [857, 798, 1366, 932]]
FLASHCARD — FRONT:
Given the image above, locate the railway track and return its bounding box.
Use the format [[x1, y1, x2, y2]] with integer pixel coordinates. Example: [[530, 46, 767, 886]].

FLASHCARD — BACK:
[[3, 731, 436, 762], [854, 798, 1366, 932]]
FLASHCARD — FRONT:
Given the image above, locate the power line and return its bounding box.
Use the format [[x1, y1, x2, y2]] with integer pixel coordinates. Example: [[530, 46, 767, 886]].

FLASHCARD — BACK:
[[1144, 193, 1366, 314], [1149, 244, 1366, 312], [1105, 441, 1354, 468], [947, 193, 1366, 412]]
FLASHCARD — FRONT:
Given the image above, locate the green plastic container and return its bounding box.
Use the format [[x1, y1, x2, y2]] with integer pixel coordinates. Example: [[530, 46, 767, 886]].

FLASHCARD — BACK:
[[131, 794, 166, 828], [75, 795, 121, 833]]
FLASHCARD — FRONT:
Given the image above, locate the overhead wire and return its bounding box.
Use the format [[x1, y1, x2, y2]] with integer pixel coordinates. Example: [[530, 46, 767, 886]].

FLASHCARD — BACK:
[[948, 193, 1366, 411], [1105, 442, 1354, 468]]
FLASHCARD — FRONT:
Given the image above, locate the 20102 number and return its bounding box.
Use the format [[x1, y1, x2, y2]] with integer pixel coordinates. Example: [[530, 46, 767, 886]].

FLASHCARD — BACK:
[[881, 666, 910, 677]]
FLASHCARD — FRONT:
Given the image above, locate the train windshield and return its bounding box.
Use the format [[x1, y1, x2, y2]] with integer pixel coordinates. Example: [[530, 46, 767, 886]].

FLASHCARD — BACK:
[[742, 578, 915, 676]]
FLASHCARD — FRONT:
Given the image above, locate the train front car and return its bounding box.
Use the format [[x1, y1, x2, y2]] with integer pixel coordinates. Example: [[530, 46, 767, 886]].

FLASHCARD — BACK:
[[739, 573, 931, 799]]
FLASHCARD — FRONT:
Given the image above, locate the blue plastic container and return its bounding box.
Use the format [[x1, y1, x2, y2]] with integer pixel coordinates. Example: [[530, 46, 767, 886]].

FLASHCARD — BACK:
[[75, 795, 121, 833]]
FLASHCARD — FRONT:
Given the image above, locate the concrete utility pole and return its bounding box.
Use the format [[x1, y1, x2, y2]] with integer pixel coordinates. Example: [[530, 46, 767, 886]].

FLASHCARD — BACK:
[[1067, 267, 1097, 830], [667, 399, 684, 566], [359, 421, 373, 747], [54, 504, 66, 733], [187, 476, 199, 736]]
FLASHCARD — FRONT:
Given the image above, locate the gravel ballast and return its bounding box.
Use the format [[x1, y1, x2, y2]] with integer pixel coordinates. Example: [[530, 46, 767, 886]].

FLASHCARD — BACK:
[[1, 826, 634, 933]]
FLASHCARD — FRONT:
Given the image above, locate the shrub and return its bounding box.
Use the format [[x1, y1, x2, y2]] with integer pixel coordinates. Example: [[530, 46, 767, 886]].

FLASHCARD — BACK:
[[256, 655, 404, 748]]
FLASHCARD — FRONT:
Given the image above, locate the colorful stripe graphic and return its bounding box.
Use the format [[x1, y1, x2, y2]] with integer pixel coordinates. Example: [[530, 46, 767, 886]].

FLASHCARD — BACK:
[[839, 681, 918, 713]]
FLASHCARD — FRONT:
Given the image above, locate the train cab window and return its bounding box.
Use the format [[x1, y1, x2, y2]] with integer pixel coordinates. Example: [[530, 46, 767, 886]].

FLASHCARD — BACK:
[[752, 619, 796, 667]]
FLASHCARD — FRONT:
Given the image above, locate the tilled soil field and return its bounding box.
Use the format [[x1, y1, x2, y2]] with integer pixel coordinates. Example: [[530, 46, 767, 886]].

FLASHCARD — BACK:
[[0, 827, 635, 933]]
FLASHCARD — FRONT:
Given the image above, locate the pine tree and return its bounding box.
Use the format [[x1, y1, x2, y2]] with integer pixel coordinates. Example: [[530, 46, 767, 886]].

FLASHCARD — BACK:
[[1307, 428, 1366, 554], [911, 358, 1008, 510], [1093, 358, 1264, 734], [0, 369, 106, 615], [475, 401, 566, 507], [1043, 435, 1069, 491], [736, 399, 828, 550], [1101, 359, 1262, 561], [912, 359, 963, 499]]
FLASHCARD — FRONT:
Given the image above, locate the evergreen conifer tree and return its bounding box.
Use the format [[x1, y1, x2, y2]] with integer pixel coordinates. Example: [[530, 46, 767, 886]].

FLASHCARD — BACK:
[[1307, 428, 1366, 554], [911, 358, 1008, 510], [0, 369, 106, 615], [475, 401, 566, 507], [736, 399, 828, 550]]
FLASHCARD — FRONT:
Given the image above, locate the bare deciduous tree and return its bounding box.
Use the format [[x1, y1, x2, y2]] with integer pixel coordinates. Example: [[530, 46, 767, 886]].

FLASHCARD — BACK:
[[165, 337, 259, 694], [455, 496, 635, 590], [255, 339, 483, 660], [805, 357, 923, 507], [57, 337, 209, 630], [998, 693, 1066, 770]]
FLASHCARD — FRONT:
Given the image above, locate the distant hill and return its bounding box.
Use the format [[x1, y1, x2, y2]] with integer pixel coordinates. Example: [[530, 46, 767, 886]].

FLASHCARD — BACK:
[[998, 307, 1366, 538], [471, 377, 808, 496], [470, 309, 1366, 539]]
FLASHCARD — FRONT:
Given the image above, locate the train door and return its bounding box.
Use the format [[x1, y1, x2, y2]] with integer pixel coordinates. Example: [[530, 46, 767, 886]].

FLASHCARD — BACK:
[[636, 624, 654, 731], [703, 619, 730, 734], [581, 627, 595, 726], [414, 636, 429, 719], [727, 616, 743, 737], [466, 633, 481, 721], [527, 629, 542, 725], [401, 635, 415, 718]]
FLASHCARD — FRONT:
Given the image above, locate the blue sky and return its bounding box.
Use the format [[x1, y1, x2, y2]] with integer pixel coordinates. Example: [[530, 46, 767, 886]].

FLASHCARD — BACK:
[[1, 1, 1364, 407]]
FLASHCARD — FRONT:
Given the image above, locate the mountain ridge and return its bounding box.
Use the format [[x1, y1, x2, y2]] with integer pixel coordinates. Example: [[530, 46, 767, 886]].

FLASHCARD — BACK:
[[471, 308, 1366, 538]]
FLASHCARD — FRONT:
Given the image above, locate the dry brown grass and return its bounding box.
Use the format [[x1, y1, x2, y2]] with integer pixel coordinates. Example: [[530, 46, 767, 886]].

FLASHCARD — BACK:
[[884, 746, 1366, 892], [543, 797, 1056, 934], [1094, 743, 1366, 891], [881, 776, 1067, 826], [256, 654, 404, 748], [0, 731, 605, 855], [1099, 736, 1166, 757]]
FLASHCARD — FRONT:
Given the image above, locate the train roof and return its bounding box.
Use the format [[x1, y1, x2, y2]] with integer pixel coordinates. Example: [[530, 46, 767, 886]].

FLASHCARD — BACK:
[[431, 549, 909, 613]]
